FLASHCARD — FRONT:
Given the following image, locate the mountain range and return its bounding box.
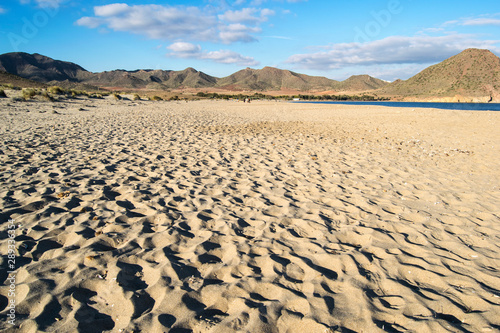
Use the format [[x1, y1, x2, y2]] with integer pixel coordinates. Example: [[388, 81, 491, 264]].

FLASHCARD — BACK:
[[1, 49, 500, 101], [0, 52, 387, 92]]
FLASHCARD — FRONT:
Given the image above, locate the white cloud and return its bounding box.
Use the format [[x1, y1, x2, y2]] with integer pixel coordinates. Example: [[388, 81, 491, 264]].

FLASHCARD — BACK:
[[94, 3, 129, 17], [441, 14, 500, 27], [219, 23, 261, 43], [218, 8, 274, 23], [286, 34, 500, 71], [78, 5, 218, 41], [167, 42, 202, 57], [76, 17, 102, 29], [264, 35, 292, 40], [77, 3, 270, 44], [462, 18, 500, 26], [167, 42, 259, 66], [261, 8, 275, 17], [0, 6, 5, 14], [205, 50, 258, 65]]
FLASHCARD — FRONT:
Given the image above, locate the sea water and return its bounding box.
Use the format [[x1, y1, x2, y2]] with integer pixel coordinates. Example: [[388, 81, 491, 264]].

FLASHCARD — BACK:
[[298, 101, 500, 111]]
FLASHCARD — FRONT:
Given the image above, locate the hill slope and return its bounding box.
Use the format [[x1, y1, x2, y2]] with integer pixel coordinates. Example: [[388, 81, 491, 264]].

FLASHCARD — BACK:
[[0, 71, 47, 88], [0, 52, 89, 83], [216, 66, 339, 91], [0, 52, 396, 93], [380, 48, 500, 101], [0, 53, 217, 89], [336, 75, 388, 91], [84, 68, 217, 89]]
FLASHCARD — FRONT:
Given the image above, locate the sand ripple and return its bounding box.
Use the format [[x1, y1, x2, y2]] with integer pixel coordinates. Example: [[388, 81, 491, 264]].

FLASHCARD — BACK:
[[0, 99, 499, 332]]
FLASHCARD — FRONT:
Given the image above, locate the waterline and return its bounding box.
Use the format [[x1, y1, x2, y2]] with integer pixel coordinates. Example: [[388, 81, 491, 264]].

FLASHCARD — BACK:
[[297, 101, 500, 111]]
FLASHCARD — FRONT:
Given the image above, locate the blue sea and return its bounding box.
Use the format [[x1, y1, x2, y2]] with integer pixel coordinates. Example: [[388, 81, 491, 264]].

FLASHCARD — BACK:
[[297, 101, 500, 111]]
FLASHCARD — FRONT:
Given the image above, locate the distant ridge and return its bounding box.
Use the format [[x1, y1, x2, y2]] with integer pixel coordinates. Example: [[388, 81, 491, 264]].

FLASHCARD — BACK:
[[337, 75, 388, 91], [3, 49, 498, 100], [0, 52, 387, 92], [380, 48, 500, 102], [85, 67, 217, 89], [215, 66, 339, 91]]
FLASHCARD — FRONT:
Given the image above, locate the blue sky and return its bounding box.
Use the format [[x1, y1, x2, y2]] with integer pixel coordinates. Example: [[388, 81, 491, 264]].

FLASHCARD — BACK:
[[1, 0, 500, 81]]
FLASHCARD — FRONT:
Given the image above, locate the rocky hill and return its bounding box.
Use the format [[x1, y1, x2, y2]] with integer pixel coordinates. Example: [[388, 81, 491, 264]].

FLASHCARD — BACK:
[[0, 52, 218, 90], [0, 52, 88, 83], [336, 75, 388, 91], [215, 66, 339, 91], [83, 68, 217, 89], [379, 48, 500, 102], [0, 52, 386, 92]]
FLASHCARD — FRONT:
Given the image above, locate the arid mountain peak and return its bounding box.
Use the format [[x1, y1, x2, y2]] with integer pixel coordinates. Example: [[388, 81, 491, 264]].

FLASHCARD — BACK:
[[379, 48, 500, 101]]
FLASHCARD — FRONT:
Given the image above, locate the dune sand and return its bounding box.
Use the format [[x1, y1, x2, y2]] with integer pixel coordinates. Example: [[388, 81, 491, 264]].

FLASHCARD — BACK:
[[0, 97, 499, 332]]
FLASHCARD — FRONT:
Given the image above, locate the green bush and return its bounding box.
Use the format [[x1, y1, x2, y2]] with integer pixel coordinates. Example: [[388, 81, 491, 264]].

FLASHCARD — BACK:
[[133, 94, 141, 101], [22, 88, 37, 100], [150, 95, 162, 101], [47, 86, 65, 95], [68, 89, 80, 98], [68, 89, 88, 98], [112, 93, 122, 100], [41, 91, 54, 102]]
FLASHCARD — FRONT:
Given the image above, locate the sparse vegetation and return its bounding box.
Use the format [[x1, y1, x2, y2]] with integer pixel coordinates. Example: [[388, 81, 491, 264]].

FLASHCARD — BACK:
[[112, 93, 122, 100], [0, 89, 6, 98], [133, 93, 141, 101], [41, 91, 55, 102], [48, 86, 66, 95], [22, 88, 37, 100], [194, 91, 388, 101], [150, 95, 163, 101], [69, 89, 89, 98]]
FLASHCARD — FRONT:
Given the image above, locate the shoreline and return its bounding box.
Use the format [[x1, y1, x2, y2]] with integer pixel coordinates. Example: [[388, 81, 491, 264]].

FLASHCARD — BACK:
[[293, 100, 500, 111]]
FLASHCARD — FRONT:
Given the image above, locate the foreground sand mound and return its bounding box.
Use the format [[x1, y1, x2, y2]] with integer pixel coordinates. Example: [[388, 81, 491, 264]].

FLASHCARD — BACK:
[[0, 99, 499, 332]]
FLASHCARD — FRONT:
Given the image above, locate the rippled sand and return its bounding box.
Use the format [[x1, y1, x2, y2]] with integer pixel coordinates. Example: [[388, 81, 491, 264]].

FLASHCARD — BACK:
[[0, 97, 499, 332]]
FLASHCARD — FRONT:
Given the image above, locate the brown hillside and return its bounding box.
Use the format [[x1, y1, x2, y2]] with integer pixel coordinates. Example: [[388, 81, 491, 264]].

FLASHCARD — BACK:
[[0, 71, 47, 88], [0, 52, 392, 93], [85, 68, 217, 89], [380, 48, 500, 101], [335, 74, 389, 91], [216, 67, 339, 91], [0, 52, 89, 83]]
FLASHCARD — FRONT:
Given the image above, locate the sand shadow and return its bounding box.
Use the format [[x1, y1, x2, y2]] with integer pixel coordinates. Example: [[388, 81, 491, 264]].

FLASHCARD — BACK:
[[116, 262, 148, 291]]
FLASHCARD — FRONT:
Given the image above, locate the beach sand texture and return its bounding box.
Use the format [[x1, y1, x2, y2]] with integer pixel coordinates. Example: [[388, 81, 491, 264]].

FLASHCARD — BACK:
[[0, 98, 499, 332]]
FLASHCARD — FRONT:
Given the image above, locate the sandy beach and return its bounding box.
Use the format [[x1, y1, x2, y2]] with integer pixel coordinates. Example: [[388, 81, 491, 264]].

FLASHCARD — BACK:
[[0, 97, 499, 333]]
